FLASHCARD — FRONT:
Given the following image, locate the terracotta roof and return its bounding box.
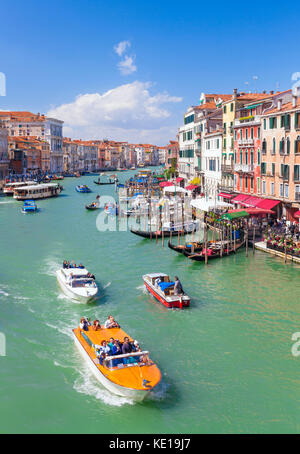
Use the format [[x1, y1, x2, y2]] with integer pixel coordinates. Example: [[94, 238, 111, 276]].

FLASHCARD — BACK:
[[263, 98, 300, 115]]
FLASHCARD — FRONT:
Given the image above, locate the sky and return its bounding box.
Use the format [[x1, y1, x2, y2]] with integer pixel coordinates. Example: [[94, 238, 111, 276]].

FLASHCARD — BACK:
[[0, 0, 300, 145]]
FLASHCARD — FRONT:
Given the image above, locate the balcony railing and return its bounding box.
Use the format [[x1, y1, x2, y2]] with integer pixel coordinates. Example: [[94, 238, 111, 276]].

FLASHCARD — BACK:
[[234, 164, 254, 173], [237, 138, 254, 147], [221, 164, 234, 173], [295, 193, 300, 201]]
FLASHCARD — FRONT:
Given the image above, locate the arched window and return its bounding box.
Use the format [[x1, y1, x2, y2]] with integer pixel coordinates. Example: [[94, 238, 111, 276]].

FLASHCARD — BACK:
[[279, 138, 285, 154], [286, 137, 290, 154], [272, 138, 276, 154], [295, 136, 300, 154], [262, 139, 267, 154]]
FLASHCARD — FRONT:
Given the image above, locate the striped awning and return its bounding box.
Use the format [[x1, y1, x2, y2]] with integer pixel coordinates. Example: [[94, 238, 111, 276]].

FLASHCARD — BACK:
[[218, 192, 235, 199]]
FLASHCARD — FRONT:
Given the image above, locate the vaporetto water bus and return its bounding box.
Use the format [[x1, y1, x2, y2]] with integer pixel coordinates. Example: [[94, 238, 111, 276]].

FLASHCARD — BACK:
[[56, 267, 98, 302], [13, 183, 62, 200], [72, 323, 161, 401], [3, 181, 38, 196]]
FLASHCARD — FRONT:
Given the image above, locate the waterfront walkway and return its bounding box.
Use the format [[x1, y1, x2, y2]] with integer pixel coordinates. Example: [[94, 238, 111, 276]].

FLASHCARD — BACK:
[[255, 241, 300, 264]]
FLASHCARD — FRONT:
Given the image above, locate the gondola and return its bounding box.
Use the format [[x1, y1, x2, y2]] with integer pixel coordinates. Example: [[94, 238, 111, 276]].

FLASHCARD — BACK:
[[94, 180, 114, 185], [130, 227, 191, 239], [167, 241, 203, 255], [85, 202, 100, 210], [185, 239, 245, 261]]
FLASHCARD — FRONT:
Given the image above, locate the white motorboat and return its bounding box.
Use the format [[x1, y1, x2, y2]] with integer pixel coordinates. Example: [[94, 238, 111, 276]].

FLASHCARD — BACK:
[[56, 268, 98, 302]]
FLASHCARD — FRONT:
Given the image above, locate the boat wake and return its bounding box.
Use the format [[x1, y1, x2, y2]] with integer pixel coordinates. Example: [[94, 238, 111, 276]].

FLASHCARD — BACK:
[[45, 322, 74, 339], [73, 365, 135, 407], [103, 281, 111, 289], [136, 284, 147, 294], [0, 288, 10, 297], [41, 257, 61, 276]]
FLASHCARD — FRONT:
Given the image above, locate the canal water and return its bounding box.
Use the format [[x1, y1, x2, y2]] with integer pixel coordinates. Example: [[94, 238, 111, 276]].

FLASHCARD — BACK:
[[0, 170, 300, 434]]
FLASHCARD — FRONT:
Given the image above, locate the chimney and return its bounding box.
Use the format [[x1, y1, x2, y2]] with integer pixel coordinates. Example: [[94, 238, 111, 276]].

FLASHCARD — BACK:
[[277, 99, 282, 110], [263, 90, 266, 94], [292, 95, 297, 108], [270, 90, 274, 95], [233, 88, 237, 99]]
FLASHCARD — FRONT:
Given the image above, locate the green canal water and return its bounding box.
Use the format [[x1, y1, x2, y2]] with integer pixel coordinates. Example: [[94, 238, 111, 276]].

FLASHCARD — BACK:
[[0, 170, 300, 434]]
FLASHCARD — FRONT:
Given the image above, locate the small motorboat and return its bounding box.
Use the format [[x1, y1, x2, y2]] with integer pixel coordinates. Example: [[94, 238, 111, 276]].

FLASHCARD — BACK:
[[21, 199, 38, 213], [76, 185, 92, 193], [72, 321, 161, 401], [56, 267, 98, 302], [104, 202, 119, 215], [142, 273, 190, 309], [85, 201, 100, 210]]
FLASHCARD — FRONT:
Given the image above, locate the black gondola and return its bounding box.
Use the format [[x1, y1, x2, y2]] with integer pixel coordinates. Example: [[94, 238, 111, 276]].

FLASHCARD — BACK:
[[85, 202, 100, 210], [167, 240, 203, 255], [94, 180, 114, 185], [130, 227, 192, 239], [185, 239, 245, 261]]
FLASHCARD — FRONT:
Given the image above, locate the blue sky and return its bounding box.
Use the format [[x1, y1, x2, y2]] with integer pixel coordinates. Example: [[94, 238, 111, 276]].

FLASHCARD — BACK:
[[0, 0, 299, 144]]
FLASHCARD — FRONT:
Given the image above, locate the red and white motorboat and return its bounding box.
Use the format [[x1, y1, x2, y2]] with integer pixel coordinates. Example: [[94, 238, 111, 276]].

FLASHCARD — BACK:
[[142, 273, 190, 309]]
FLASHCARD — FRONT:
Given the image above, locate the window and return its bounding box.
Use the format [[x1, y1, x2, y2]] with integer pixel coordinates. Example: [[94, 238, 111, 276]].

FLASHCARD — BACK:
[[251, 177, 254, 190], [257, 177, 261, 193], [245, 150, 248, 165], [279, 138, 285, 154], [223, 106, 227, 113], [263, 119, 266, 130], [245, 176, 248, 189], [261, 162, 267, 175], [258, 127, 260, 139], [251, 128, 254, 139], [269, 117, 277, 129], [280, 164, 289, 180], [262, 180, 266, 194], [294, 165, 300, 182], [209, 159, 216, 171], [280, 183, 283, 197], [286, 137, 290, 154], [223, 138, 226, 148], [271, 163, 275, 176], [246, 129, 248, 139], [295, 112, 300, 129], [240, 129, 243, 139], [295, 136, 300, 154], [250, 150, 254, 165], [271, 182, 275, 195], [272, 138, 276, 155], [240, 151, 243, 164], [257, 150, 261, 165], [284, 184, 289, 198], [230, 103, 234, 112], [234, 130, 237, 140], [262, 139, 267, 154], [184, 114, 194, 125]]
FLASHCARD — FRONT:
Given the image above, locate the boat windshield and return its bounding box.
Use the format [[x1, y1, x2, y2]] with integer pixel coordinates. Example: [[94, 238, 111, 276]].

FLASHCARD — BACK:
[[71, 278, 96, 288], [102, 351, 153, 370]]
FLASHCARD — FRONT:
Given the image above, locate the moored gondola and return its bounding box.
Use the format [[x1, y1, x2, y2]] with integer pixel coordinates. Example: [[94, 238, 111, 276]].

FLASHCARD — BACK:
[[94, 180, 114, 185], [167, 240, 203, 255], [185, 238, 245, 261]]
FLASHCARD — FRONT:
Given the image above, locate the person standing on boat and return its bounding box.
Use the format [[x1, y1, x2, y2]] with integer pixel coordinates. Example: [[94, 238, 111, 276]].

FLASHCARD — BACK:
[[174, 276, 183, 295]]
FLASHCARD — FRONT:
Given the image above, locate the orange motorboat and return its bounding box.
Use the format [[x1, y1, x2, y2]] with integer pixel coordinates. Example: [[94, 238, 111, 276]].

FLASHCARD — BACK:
[[73, 322, 161, 401]]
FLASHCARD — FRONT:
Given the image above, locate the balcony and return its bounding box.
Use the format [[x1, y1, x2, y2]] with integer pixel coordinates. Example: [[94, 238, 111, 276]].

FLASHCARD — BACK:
[[221, 164, 234, 174], [234, 164, 254, 174], [295, 193, 300, 201], [235, 115, 260, 126], [237, 138, 254, 147]]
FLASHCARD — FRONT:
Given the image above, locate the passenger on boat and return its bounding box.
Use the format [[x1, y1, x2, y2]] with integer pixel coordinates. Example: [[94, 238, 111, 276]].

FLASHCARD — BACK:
[[92, 320, 101, 331], [98, 351, 106, 366], [77, 263, 85, 269], [67, 261, 71, 268], [79, 317, 89, 331], [174, 276, 183, 295], [122, 337, 132, 355], [104, 315, 120, 329], [71, 261, 76, 268], [63, 260, 68, 269], [100, 340, 111, 355], [155, 277, 162, 287], [87, 272, 96, 280]]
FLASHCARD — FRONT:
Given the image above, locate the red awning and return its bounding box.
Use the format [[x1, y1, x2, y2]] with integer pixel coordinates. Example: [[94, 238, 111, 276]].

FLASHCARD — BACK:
[[294, 210, 300, 218], [218, 192, 235, 199], [256, 198, 280, 210], [232, 194, 250, 203], [159, 181, 174, 188], [176, 177, 184, 183], [239, 196, 262, 207], [186, 184, 199, 190]]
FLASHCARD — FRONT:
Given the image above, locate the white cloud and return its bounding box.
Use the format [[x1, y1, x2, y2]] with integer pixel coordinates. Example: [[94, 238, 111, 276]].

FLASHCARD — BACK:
[[114, 40, 131, 57], [47, 81, 182, 145], [118, 55, 137, 75]]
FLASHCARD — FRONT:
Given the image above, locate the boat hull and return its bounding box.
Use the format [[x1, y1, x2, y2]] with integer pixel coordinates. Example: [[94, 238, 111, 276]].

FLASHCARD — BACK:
[[56, 271, 98, 303], [143, 279, 190, 309], [73, 332, 150, 401]]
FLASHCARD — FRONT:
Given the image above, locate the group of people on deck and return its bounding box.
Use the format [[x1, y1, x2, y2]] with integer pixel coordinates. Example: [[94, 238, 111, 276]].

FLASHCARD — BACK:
[[79, 315, 151, 367], [63, 261, 85, 269]]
